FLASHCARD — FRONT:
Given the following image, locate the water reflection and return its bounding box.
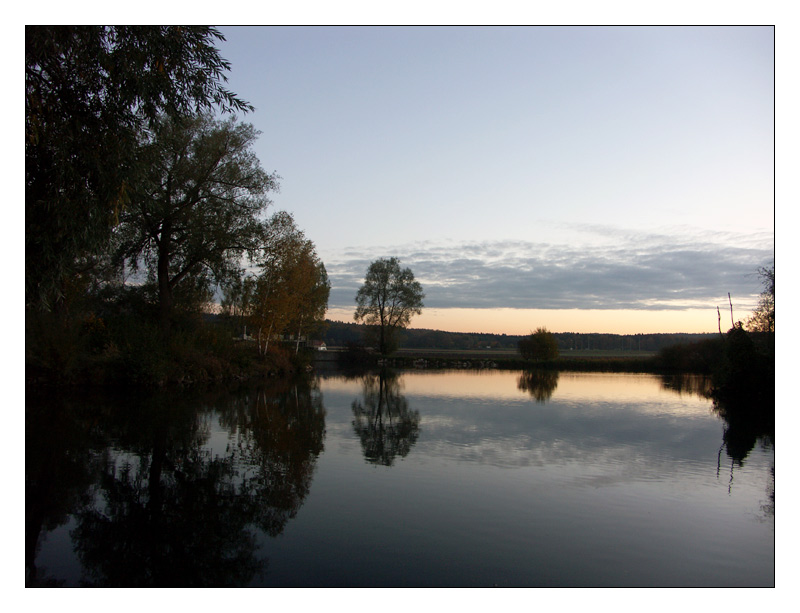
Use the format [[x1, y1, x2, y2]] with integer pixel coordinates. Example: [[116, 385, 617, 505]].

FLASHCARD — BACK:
[[25, 379, 326, 587], [26, 394, 105, 586], [26, 370, 774, 587], [517, 369, 559, 402], [659, 373, 714, 398], [352, 370, 421, 466], [654, 373, 774, 516], [217, 380, 326, 536], [711, 393, 774, 508]]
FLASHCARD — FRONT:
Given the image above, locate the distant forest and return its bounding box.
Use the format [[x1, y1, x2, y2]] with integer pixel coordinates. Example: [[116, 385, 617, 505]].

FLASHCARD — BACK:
[[321, 320, 718, 353]]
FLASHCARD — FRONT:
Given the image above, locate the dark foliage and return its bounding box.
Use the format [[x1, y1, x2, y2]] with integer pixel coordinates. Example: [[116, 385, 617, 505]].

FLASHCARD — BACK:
[[322, 320, 718, 353], [26, 25, 251, 311], [654, 338, 725, 374], [518, 328, 560, 361]]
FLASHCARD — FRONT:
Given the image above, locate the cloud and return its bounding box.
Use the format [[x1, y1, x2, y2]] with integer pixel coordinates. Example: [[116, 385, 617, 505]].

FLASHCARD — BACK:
[[323, 227, 773, 312]]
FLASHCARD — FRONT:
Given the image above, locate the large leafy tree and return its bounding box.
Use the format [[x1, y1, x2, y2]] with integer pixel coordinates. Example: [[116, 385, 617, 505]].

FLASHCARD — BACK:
[[26, 26, 252, 312], [354, 257, 424, 355], [114, 114, 279, 332]]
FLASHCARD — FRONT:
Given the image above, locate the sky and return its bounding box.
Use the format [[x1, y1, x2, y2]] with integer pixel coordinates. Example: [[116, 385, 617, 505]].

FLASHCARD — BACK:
[[213, 25, 774, 335]]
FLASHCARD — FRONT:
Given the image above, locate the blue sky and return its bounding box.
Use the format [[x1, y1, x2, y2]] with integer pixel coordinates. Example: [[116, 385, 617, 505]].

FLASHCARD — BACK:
[[215, 25, 773, 333]]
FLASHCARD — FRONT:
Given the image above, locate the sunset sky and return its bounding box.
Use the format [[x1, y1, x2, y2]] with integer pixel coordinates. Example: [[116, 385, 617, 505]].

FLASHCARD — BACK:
[[215, 25, 774, 335]]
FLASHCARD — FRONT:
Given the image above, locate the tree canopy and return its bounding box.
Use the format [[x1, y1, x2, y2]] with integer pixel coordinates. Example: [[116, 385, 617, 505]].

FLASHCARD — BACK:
[[247, 213, 330, 354], [113, 114, 279, 331], [25, 27, 332, 385], [26, 26, 252, 311], [354, 257, 424, 355], [518, 327, 560, 361]]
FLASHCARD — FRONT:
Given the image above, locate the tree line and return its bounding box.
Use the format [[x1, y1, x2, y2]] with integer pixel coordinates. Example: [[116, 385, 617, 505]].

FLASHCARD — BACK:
[[322, 321, 725, 353], [26, 26, 329, 385]]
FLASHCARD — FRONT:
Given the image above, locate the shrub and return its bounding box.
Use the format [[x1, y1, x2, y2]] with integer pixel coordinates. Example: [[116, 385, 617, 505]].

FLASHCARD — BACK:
[[518, 327, 559, 361]]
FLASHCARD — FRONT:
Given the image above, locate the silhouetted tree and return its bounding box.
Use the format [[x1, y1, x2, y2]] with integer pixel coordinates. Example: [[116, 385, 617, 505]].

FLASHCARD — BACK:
[[113, 114, 279, 332], [354, 258, 424, 355], [26, 26, 251, 313], [518, 327, 559, 361]]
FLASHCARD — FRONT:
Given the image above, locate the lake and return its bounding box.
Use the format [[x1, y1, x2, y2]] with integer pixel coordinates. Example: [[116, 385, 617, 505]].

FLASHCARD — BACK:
[[26, 369, 774, 587]]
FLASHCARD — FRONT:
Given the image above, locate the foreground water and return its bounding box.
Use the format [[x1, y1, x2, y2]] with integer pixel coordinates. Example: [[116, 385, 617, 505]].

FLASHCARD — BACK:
[[26, 370, 774, 587]]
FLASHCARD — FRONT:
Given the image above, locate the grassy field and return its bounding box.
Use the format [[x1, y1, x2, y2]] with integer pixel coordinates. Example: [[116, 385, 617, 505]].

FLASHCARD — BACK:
[[318, 346, 661, 373], [394, 348, 656, 359]]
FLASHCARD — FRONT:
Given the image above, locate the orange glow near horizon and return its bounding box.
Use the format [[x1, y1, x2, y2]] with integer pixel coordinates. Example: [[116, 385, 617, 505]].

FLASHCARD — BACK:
[[324, 306, 737, 335]]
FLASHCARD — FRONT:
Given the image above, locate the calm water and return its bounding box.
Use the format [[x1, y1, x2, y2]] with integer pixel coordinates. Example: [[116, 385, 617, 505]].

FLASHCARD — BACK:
[[26, 369, 774, 587]]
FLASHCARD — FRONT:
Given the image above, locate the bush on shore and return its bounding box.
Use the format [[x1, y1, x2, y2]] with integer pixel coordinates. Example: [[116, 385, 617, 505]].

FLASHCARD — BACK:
[[26, 307, 307, 387]]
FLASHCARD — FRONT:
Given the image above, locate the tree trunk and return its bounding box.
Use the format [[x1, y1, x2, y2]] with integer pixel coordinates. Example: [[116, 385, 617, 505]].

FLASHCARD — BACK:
[[295, 315, 303, 354], [158, 258, 172, 335], [266, 321, 273, 353], [157, 221, 173, 335], [379, 310, 387, 356]]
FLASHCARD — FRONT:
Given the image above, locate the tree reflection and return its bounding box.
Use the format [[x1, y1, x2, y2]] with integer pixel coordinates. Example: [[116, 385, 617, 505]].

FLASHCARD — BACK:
[[26, 393, 106, 586], [657, 373, 774, 510], [352, 370, 420, 466], [216, 378, 326, 536], [712, 394, 774, 505], [659, 373, 713, 398], [32, 380, 326, 587], [68, 388, 258, 586], [517, 369, 559, 402]]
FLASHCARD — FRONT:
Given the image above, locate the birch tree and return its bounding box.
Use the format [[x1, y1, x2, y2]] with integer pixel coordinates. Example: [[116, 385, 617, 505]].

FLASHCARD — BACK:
[[249, 213, 329, 355]]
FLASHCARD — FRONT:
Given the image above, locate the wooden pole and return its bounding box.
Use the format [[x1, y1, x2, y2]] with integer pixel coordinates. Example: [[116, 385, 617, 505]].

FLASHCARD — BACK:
[[728, 293, 735, 328]]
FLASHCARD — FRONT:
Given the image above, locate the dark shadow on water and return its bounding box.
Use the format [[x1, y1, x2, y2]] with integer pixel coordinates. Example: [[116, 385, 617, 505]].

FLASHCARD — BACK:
[[25, 379, 326, 587]]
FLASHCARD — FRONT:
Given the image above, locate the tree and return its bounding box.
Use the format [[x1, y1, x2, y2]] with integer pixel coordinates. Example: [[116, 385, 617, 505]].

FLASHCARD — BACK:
[[289, 260, 330, 353], [354, 257, 424, 356], [248, 213, 329, 355], [114, 114, 279, 332], [518, 327, 559, 361], [220, 274, 257, 335], [26, 26, 252, 312], [745, 264, 775, 333]]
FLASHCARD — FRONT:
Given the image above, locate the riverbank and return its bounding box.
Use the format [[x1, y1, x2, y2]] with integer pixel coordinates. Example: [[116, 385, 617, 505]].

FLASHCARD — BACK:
[[319, 346, 663, 373]]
